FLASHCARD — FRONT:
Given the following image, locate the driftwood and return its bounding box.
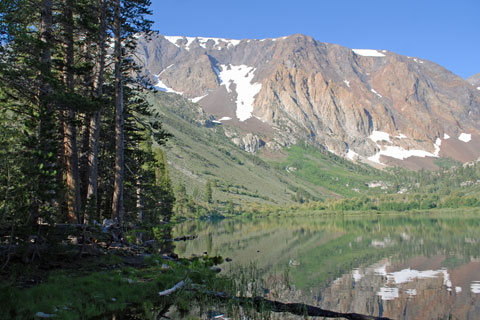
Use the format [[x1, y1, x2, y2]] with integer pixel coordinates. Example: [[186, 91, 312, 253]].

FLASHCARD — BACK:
[[195, 289, 391, 320], [158, 280, 185, 296]]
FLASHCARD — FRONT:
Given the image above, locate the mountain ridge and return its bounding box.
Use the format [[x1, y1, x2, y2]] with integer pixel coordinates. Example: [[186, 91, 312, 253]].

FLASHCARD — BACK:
[[135, 33, 480, 169]]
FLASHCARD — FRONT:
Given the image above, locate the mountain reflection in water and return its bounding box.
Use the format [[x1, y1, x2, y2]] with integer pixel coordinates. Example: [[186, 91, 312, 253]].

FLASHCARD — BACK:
[[173, 211, 480, 319]]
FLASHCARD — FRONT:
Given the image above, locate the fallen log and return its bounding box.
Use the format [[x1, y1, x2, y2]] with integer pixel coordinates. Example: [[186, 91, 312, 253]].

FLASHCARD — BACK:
[[158, 280, 185, 296], [195, 289, 391, 320]]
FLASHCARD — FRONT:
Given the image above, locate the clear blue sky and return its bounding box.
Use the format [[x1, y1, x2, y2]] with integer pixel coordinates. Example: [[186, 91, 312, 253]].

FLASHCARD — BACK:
[[149, 0, 479, 79]]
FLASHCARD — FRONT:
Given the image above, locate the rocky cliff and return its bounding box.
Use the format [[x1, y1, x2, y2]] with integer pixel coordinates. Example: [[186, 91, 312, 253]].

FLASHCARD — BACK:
[[135, 33, 480, 168]]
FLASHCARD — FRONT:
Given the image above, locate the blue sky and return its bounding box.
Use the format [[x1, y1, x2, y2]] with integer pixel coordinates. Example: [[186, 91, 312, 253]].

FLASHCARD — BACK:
[[149, 0, 479, 79]]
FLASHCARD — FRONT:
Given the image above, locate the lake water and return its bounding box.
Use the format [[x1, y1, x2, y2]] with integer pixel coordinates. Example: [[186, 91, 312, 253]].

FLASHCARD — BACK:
[[173, 210, 480, 319]]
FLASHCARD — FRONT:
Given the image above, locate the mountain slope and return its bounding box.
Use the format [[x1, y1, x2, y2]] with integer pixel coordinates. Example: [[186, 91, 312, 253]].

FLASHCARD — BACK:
[[148, 91, 399, 206], [136, 33, 480, 169]]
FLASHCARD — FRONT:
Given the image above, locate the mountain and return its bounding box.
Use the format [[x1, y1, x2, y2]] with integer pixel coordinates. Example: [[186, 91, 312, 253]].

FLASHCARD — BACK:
[[135, 33, 480, 169], [147, 91, 398, 207], [467, 73, 480, 88]]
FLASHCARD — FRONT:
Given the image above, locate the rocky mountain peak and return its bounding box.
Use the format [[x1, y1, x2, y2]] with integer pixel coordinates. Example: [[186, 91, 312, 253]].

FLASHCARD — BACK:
[[135, 32, 480, 169]]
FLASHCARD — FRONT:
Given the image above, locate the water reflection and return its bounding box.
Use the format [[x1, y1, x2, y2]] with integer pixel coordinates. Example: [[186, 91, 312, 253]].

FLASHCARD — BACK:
[[174, 211, 480, 319]]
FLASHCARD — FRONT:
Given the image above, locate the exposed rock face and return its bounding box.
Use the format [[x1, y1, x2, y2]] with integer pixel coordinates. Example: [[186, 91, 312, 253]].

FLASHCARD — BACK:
[[135, 33, 480, 166], [232, 133, 263, 154]]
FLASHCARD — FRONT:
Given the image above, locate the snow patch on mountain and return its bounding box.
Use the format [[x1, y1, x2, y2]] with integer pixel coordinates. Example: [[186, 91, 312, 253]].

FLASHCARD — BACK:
[[369, 131, 391, 143], [270, 36, 289, 42], [434, 138, 442, 156], [368, 130, 439, 164], [164, 36, 195, 50], [196, 37, 241, 49], [164, 36, 241, 50], [376, 268, 452, 300], [374, 263, 388, 276], [218, 117, 232, 121], [368, 146, 437, 164], [443, 133, 450, 139], [371, 88, 382, 98], [153, 65, 183, 94], [377, 287, 398, 300], [388, 268, 447, 285], [216, 65, 262, 122], [471, 281, 480, 294], [352, 269, 363, 282], [191, 95, 208, 103], [153, 75, 182, 95], [352, 49, 386, 57], [405, 289, 417, 296], [458, 133, 471, 142], [346, 149, 358, 160]]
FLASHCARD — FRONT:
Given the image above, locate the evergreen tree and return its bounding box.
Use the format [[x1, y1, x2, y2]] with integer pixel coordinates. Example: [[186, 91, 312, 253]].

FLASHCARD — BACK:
[[205, 180, 213, 204], [0, 0, 173, 232]]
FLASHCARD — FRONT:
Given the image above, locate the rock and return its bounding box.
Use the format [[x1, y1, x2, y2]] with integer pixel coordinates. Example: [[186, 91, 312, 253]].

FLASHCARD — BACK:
[[288, 259, 300, 266], [210, 266, 222, 273], [161, 264, 169, 270], [231, 133, 265, 154]]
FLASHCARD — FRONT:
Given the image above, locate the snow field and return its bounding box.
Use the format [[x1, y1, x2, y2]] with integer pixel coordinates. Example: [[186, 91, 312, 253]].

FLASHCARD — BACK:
[[458, 133, 471, 143], [216, 65, 262, 122], [352, 49, 386, 57]]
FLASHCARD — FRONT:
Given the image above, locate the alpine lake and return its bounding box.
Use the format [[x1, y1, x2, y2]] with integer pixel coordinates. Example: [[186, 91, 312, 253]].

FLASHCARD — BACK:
[[173, 209, 480, 319]]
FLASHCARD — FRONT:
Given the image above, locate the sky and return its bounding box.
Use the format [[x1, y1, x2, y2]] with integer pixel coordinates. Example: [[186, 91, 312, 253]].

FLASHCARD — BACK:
[[149, 0, 479, 79]]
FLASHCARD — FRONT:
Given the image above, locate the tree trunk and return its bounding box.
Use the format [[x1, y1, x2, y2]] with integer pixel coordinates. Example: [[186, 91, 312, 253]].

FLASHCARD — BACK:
[[32, 0, 55, 226], [111, 0, 124, 226], [136, 174, 143, 243], [85, 0, 107, 223], [136, 175, 143, 223], [63, 0, 82, 223], [79, 119, 90, 212]]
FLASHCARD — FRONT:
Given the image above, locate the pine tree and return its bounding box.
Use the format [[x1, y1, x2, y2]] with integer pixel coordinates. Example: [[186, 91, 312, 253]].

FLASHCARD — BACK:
[[1, 0, 173, 233], [205, 180, 213, 204], [111, 0, 153, 226]]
